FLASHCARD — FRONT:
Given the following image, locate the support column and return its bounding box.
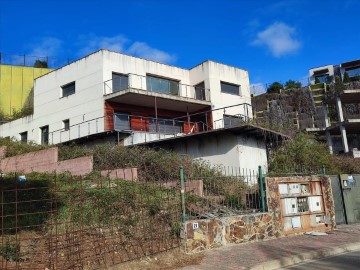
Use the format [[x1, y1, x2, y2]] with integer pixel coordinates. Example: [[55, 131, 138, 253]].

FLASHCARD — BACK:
[[335, 96, 349, 153], [326, 131, 334, 154], [322, 103, 330, 128], [340, 125, 349, 153]]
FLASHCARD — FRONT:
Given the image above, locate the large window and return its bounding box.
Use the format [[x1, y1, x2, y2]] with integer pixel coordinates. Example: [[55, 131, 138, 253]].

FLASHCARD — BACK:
[[221, 81, 240, 95], [62, 82, 76, 97], [314, 74, 330, 84], [346, 67, 360, 78], [40, 125, 49, 145], [146, 75, 179, 95], [112, 73, 129, 92], [20, 132, 28, 143]]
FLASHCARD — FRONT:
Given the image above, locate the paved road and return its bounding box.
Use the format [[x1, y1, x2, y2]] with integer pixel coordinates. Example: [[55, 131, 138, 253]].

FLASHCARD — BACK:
[[282, 250, 360, 270]]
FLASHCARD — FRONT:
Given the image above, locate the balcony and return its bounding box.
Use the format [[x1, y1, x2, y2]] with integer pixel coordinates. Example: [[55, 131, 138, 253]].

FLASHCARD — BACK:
[[104, 73, 210, 100]]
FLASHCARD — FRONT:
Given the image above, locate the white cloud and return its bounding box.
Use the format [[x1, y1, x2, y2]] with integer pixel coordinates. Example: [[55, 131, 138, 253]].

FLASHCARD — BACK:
[[28, 37, 63, 57], [76, 34, 128, 56], [252, 22, 301, 57], [127, 42, 176, 64]]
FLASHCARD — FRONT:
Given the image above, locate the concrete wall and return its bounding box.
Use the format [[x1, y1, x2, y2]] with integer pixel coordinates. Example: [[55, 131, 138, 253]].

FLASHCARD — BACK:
[[0, 65, 52, 115], [0, 147, 93, 176], [0, 50, 251, 145], [100, 168, 138, 181], [169, 132, 268, 177]]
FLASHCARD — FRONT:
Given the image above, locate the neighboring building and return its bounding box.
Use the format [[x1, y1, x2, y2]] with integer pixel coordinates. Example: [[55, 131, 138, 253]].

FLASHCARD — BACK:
[[0, 49, 252, 147], [308, 59, 360, 156], [0, 64, 52, 116]]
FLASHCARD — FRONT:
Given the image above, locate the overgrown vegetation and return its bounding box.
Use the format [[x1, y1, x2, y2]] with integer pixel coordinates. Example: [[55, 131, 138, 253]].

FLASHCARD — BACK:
[[269, 133, 360, 175]]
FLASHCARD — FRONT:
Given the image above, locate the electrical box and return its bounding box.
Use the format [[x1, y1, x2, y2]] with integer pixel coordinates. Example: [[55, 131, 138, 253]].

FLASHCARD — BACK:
[[279, 184, 288, 195], [300, 184, 310, 195], [283, 198, 298, 215], [308, 196, 322, 212], [291, 216, 301, 228], [297, 197, 309, 212], [289, 183, 300, 195]]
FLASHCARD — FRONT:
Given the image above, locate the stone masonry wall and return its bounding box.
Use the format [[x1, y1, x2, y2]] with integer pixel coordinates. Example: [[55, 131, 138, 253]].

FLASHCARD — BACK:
[[0, 148, 58, 173], [0, 147, 94, 176], [182, 212, 282, 253], [56, 156, 94, 176]]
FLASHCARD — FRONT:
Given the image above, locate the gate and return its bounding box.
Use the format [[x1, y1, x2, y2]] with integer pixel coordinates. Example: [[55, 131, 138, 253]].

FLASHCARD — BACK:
[[330, 174, 360, 224]]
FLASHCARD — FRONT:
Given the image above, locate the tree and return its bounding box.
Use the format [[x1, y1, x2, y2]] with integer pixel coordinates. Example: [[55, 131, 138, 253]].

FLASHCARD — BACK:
[[284, 80, 302, 89], [33, 60, 48, 68], [267, 82, 283, 94], [343, 71, 350, 83]]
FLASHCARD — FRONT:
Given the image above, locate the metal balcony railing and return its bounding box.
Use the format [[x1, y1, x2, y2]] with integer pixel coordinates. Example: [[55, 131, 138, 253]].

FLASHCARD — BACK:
[[103, 73, 211, 102]]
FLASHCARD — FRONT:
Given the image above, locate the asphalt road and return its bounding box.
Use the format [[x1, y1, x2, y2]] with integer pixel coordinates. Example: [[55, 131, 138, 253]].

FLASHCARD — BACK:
[[282, 250, 360, 270]]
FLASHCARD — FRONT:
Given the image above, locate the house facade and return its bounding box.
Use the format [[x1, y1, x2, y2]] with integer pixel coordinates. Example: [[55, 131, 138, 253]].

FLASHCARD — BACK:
[[0, 49, 252, 146]]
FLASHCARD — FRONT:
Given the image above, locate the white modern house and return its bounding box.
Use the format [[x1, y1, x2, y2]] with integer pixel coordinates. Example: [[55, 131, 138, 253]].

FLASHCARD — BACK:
[[0, 49, 288, 172]]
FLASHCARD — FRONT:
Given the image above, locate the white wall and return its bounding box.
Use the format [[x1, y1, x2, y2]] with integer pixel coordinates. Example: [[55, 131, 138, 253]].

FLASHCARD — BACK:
[[169, 132, 267, 177], [309, 65, 334, 85], [0, 50, 252, 145]]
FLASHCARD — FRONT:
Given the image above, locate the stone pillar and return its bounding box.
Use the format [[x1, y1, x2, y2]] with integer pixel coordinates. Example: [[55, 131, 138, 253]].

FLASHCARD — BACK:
[[340, 125, 349, 153], [326, 131, 334, 154]]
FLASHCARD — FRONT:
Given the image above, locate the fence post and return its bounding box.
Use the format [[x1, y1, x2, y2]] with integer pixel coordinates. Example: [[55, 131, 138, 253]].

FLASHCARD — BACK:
[[179, 166, 187, 222], [258, 166, 266, 212], [322, 165, 326, 175]]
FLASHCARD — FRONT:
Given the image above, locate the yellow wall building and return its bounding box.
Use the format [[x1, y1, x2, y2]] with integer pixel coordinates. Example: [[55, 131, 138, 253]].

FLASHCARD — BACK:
[[0, 65, 53, 115]]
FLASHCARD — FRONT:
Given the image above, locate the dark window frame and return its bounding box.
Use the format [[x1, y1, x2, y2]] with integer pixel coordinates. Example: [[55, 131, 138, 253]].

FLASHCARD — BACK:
[[146, 74, 180, 95], [20, 131, 28, 143], [61, 81, 76, 97], [63, 119, 70, 131], [221, 81, 241, 96], [112, 72, 129, 92], [40, 125, 49, 145]]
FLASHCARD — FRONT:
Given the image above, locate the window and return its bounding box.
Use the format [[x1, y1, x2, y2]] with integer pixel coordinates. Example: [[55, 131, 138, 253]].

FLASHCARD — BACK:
[[112, 73, 129, 92], [63, 119, 70, 131], [62, 82, 75, 97], [146, 75, 179, 95], [314, 74, 330, 84], [20, 132, 28, 143], [194, 82, 207, 100], [40, 125, 49, 145], [345, 67, 360, 78], [221, 81, 240, 95]]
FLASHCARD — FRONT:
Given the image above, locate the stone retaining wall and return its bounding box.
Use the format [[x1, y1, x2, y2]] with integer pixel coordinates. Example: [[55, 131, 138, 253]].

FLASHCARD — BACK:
[[57, 156, 94, 176], [100, 168, 138, 181], [182, 212, 282, 253]]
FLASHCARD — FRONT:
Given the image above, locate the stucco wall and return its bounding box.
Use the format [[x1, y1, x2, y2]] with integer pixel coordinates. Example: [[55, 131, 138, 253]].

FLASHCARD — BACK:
[[170, 132, 268, 177], [0, 65, 52, 115]]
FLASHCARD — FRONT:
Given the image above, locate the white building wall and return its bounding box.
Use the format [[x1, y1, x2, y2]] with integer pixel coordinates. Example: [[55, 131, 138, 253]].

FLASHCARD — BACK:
[[0, 50, 252, 144], [169, 132, 267, 176], [309, 65, 335, 85]]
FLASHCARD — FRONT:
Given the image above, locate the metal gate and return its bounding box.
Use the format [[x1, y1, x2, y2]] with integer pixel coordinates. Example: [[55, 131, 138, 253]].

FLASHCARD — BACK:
[[330, 175, 347, 224]]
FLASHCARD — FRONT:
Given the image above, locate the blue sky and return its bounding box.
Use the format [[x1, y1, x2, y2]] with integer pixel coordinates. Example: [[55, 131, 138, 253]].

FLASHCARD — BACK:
[[1, 0, 359, 94]]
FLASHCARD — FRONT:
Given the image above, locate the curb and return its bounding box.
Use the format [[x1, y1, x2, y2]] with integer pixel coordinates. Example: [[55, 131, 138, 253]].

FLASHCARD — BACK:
[[250, 242, 360, 270]]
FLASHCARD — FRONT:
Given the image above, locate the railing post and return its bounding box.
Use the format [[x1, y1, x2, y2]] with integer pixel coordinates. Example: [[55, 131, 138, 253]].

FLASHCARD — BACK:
[[322, 165, 326, 176], [180, 166, 187, 222], [258, 166, 266, 212]]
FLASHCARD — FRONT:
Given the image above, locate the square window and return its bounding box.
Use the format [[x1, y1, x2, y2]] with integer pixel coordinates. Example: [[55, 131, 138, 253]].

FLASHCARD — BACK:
[[63, 119, 70, 131], [221, 81, 240, 95], [20, 132, 28, 143], [62, 82, 75, 97]]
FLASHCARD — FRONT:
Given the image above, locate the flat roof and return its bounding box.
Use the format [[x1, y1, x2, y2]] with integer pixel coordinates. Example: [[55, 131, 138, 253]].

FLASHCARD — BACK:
[[135, 124, 289, 147]]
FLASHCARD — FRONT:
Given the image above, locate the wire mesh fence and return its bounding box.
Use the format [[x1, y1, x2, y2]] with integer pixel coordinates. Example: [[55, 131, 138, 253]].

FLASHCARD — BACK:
[[0, 172, 182, 270], [183, 167, 262, 219]]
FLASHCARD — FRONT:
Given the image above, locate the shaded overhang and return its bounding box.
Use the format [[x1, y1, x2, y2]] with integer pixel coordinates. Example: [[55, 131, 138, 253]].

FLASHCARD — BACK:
[[341, 59, 360, 69], [136, 124, 289, 147], [104, 88, 211, 113], [313, 68, 329, 75], [326, 119, 360, 135], [326, 90, 360, 104]]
